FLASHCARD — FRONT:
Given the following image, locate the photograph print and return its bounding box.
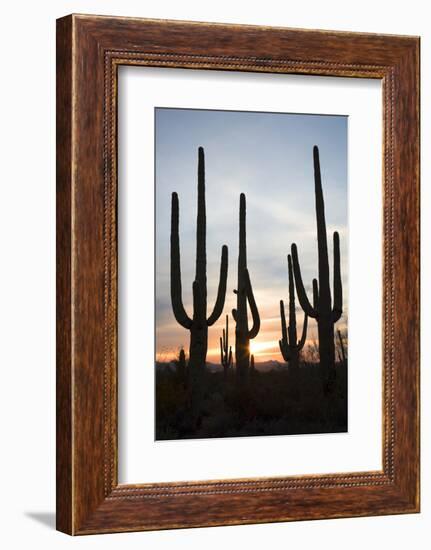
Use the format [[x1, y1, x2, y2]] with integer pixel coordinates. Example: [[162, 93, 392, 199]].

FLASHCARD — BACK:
[[155, 107, 348, 441]]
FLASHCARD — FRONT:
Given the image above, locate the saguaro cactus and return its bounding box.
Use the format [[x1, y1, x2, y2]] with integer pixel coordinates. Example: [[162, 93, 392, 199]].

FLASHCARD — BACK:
[[170, 147, 228, 373], [220, 314, 233, 379], [279, 255, 308, 370], [232, 193, 260, 380], [291, 146, 342, 384]]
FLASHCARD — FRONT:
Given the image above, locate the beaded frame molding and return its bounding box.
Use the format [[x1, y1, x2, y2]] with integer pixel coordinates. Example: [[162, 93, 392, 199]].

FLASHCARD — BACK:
[[56, 14, 420, 535]]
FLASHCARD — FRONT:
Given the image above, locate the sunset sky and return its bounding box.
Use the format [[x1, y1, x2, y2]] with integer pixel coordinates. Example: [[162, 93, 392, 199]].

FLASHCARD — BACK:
[[155, 107, 348, 363]]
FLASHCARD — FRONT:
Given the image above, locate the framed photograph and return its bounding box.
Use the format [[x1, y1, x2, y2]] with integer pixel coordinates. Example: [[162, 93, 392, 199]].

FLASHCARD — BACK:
[[56, 14, 420, 534]]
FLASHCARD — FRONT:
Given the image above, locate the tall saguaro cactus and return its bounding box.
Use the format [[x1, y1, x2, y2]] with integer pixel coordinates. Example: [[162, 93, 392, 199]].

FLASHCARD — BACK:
[[291, 146, 342, 384], [232, 193, 260, 380], [279, 255, 308, 370], [220, 314, 233, 379], [170, 147, 228, 373]]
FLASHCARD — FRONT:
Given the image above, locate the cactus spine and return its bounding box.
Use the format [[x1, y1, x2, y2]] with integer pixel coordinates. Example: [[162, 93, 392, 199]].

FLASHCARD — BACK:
[[220, 314, 233, 379], [232, 193, 260, 380], [170, 147, 228, 374], [291, 146, 342, 385], [279, 254, 308, 370]]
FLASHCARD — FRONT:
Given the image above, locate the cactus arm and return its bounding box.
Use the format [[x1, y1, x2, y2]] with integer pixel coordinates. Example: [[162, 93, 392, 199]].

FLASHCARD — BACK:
[[332, 231, 343, 322], [207, 245, 228, 326], [297, 313, 308, 350], [312, 278, 319, 311], [291, 243, 318, 318], [238, 193, 247, 267], [195, 147, 207, 290], [279, 339, 291, 361], [279, 299, 288, 344], [287, 254, 297, 345], [279, 299, 292, 361], [244, 269, 260, 339], [221, 315, 232, 368], [313, 145, 331, 307], [170, 192, 193, 329]]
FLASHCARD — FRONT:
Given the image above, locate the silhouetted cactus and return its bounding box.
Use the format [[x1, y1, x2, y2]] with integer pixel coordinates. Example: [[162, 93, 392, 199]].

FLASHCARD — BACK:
[[170, 147, 228, 374], [279, 254, 308, 370], [232, 193, 260, 381], [220, 314, 233, 380], [291, 146, 342, 388]]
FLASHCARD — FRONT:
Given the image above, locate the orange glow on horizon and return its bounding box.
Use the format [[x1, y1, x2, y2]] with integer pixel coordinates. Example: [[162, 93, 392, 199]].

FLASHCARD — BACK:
[[155, 319, 347, 364]]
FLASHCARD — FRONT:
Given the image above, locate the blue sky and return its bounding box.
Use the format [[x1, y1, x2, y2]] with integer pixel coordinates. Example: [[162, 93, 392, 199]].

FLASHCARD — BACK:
[[155, 108, 348, 362]]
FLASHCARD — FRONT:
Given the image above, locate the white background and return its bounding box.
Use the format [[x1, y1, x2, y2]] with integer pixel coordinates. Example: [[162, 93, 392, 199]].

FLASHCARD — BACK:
[[0, 1, 427, 548], [119, 68, 382, 483]]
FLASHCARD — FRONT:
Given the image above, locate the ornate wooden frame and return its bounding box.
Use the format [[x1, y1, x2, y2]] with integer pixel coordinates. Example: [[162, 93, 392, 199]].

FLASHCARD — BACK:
[[56, 14, 420, 535]]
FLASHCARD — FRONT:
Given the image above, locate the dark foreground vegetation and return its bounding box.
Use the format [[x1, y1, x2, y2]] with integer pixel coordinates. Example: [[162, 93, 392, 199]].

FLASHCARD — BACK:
[[155, 362, 347, 440]]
